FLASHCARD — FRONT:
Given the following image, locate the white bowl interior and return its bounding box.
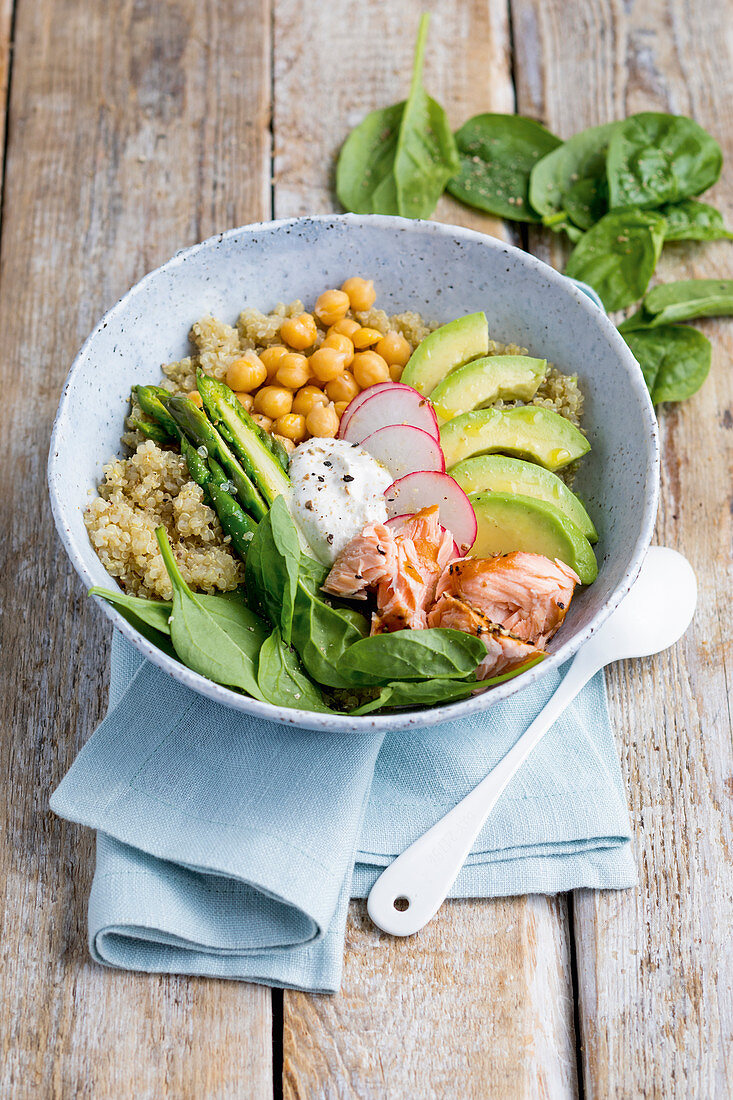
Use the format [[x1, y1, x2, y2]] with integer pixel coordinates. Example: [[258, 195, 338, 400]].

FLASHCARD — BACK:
[[49, 215, 659, 731]]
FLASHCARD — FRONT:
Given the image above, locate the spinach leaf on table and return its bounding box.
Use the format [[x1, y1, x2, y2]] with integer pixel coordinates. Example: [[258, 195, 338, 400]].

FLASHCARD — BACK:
[[446, 113, 560, 222], [244, 494, 300, 644], [529, 121, 620, 229], [659, 199, 733, 241], [340, 628, 486, 685], [336, 14, 459, 219], [620, 278, 733, 331], [564, 209, 666, 310], [644, 279, 733, 324], [257, 627, 334, 713], [156, 527, 268, 699], [621, 325, 712, 404], [606, 113, 722, 210], [350, 677, 478, 715]]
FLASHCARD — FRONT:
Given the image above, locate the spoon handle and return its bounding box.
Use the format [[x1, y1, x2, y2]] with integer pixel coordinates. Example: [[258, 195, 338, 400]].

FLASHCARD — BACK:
[[367, 645, 602, 937]]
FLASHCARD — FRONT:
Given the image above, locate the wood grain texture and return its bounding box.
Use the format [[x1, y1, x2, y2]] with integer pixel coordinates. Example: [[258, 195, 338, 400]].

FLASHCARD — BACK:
[[512, 0, 733, 1095], [276, 4, 576, 1096], [285, 898, 577, 1100], [0, 1, 273, 1096]]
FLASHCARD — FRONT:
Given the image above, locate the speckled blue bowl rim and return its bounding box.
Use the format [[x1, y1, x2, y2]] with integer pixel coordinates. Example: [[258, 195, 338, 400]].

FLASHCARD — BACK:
[[48, 213, 660, 733]]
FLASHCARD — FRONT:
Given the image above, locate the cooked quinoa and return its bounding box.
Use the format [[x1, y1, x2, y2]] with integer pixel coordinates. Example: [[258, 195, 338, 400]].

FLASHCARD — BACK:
[[85, 282, 583, 599]]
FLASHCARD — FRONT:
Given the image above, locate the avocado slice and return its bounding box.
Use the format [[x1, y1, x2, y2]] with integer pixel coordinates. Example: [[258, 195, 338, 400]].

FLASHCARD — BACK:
[[401, 312, 489, 396], [440, 406, 590, 471], [470, 491, 598, 584], [451, 454, 598, 542], [430, 355, 547, 423]]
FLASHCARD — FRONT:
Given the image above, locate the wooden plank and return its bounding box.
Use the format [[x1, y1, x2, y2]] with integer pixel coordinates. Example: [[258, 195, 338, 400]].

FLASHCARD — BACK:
[[285, 897, 576, 1099], [275, 3, 577, 1095], [512, 0, 733, 1095], [0, 1, 273, 1096]]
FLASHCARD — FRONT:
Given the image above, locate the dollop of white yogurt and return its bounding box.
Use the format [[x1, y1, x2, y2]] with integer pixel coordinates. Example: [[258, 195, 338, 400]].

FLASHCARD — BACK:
[[288, 437, 393, 565]]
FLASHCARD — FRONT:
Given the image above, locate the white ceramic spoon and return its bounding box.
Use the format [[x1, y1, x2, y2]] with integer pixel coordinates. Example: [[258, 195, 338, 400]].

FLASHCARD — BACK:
[[367, 546, 697, 937]]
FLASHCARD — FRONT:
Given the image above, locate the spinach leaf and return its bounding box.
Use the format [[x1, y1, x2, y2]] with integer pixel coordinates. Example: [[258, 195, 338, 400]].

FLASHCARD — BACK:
[[156, 527, 268, 699], [564, 209, 666, 310], [350, 677, 478, 715], [89, 586, 173, 635], [621, 325, 711, 403], [446, 113, 560, 222], [290, 562, 366, 688], [529, 121, 620, 229], [336, 14, 458, 219], [335, 103, 403, 216], [257, 627, 334, 713], [340, 628, 486, 685], [244, 494, 300, 644], [606, 113, 722, 210], [643, 279, 733, 324], [393, 14, 460, 219], [659, 199, 733, 241]]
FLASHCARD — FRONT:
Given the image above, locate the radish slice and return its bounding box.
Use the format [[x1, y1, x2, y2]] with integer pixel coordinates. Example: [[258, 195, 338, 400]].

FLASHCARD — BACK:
[[360, 425, 445, 480], [384, 472, 478, 554], [338, 382, 402, 437], [342, 387, 440, 445], [386, 514, 461, 561]]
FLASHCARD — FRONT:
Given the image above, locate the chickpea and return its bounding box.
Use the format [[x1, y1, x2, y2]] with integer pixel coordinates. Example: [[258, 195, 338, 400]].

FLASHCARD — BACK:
[[328, 317, 360, 339], [252, 413, 273, 432], [352, 350, 390, 389], [325, 371, 359, 404], [376, 330, 411, 367], [187, 390, 203, 408], [253, 384, 293, 420], [306, 401, 340, 438], [341, 276, 376, 312], [226, 352, 267, 393], [314, 289, 350, 326], [389, 361, 404, 383], [259, 344, 289, 381], [322, 332, 355, 367], [309, 346, 347, 383], [352, 326, 383, 350], [292, 385, 328, 417], [234, 391, 255, 412], [273, 434, 296, 454], [275, 352, 310, 390], [273, 413, 307, 444], [280, 312, 318, 350], [334, 401, 351, 419]]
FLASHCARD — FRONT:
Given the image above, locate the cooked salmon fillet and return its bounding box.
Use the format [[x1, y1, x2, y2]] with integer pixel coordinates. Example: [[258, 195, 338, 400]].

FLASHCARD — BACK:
[[427, 593, 542, 679], [434, 551, 579, 647], [323, 506, 457, 632]]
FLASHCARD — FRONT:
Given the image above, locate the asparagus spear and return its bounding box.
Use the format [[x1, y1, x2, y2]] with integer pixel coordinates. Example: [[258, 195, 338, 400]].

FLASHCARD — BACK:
[[196, 370, 291, 504], [128, 416, 172, 445], [179, 436, 258, 561], [163, 394, 267, 520], [135, 385, 181, 440]]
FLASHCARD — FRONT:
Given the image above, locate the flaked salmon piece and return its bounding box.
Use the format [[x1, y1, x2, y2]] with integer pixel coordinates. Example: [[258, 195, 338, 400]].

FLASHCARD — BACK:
[[427, 593, 542, 679], [323, 506, 457, 631], [321, 522, 397, 600], [434, 551, 579, 647]]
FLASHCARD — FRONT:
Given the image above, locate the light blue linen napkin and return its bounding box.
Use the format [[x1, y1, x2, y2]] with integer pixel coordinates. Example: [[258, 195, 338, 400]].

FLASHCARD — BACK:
[[50, 632, 635, 993]]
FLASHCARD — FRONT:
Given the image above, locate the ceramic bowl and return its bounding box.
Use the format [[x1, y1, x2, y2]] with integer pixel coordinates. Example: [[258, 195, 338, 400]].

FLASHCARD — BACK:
[[48, 214, 659, 732]]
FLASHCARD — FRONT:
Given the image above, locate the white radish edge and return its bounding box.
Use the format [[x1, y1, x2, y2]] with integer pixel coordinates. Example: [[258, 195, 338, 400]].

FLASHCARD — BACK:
[[360, 424, 445, 480], [384, 471, 478, 554], [338, 382, 439, 441]]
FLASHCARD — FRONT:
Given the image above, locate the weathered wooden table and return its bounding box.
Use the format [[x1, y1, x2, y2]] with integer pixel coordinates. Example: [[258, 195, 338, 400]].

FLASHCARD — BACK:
[[1, 1, 731, 1095]]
